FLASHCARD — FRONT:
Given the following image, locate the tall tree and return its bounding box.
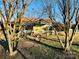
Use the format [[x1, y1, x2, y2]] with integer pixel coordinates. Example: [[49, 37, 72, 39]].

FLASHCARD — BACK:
[[0, 0, 32, 56], [56, 0, 79, 51], [38, 0, 56, 23], [32, 0, 79, 52]]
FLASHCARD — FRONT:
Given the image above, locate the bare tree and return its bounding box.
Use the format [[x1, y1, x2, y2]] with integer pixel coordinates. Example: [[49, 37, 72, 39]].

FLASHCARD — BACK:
[[0, 0, 32, 56], [37, 0, 56, 23], [29, 0, 79, 52], [39, 0, 79, 51], [55, 0, 79, 51]]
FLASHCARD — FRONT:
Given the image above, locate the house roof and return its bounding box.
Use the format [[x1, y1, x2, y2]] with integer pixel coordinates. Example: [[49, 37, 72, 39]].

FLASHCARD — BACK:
[[17, 17, 38, 23], [17, 17, 53, 24]]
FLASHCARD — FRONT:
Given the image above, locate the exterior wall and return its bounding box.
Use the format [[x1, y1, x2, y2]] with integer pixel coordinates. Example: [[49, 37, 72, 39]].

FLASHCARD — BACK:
[[32, 24, 49, 34], [32, 26, 44, 34]]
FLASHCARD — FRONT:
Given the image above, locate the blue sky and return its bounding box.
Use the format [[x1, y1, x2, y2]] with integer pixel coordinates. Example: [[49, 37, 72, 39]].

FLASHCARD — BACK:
[[25, 0, 46, 17], [0, 0, 78, 23], [0, 0, 62, 22], [25, 0, 63, 22]]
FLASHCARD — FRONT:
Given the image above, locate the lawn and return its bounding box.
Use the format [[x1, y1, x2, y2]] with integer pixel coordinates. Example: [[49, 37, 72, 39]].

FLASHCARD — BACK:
[[26, 32, 79, 53], [0, 31, 79, 59]]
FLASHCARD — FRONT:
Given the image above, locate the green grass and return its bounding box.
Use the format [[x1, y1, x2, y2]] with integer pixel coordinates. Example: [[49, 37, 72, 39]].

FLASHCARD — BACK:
[[16, 45, 79, 59], [0, 45, 6, 59], [0, 31, 79, 59], [72, 45, 79, 53], [0, 57, 5, 59], [27, 32, 79, 55]]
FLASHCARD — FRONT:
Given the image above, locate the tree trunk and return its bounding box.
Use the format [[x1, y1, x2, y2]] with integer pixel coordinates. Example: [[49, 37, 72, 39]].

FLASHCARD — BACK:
[[65, 41, 70, 52], [6, 23, 17, 56], [75, 25, 78, 32], [69, 19, 72, 29], [64, 32, 70, 51]]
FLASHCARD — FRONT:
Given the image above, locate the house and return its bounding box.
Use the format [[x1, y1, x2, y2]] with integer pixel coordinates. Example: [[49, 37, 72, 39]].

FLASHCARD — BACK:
[[19, 17, 52, 30], [16, 17, 53, 35], [32, 24, 49, 34], [9, 17, 64, 35]]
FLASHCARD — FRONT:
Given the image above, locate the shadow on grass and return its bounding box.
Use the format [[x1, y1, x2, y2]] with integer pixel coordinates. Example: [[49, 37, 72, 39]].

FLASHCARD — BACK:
[[16, 48, 28, 59], [0, 39, 27, 59], [41, 35, 79, 46], [28, 38, 64, 51]]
